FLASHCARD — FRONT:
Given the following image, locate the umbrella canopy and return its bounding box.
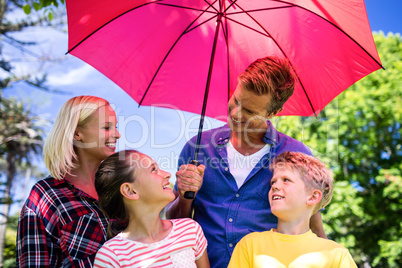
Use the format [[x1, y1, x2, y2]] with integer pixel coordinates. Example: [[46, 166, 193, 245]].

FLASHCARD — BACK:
[[66, 0, 382, 120]]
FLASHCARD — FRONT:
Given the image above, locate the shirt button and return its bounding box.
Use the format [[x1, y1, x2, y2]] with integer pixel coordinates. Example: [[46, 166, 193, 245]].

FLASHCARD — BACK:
[[235, 193, 239, 198], [229, 243, 234, 248], [225, 167, 228, 171], [229, 218, 233, 222]]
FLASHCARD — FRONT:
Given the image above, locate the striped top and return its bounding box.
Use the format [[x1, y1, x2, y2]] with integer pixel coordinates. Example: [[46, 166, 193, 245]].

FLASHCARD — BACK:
[[93, 218, 207, 267]]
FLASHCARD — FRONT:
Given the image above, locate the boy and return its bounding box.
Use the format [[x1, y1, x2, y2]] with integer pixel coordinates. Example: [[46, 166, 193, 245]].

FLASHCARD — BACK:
[[228, 151, 357, 268]]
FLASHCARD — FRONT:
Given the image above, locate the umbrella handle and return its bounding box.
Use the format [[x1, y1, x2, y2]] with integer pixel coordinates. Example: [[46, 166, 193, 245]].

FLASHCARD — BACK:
[[183, 160, 199, 199]]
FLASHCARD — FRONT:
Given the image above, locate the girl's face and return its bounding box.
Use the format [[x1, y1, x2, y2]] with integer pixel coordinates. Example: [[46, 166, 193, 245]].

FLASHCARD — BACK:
[[133, 154, 175, 203], [74, 105, 121, 162]]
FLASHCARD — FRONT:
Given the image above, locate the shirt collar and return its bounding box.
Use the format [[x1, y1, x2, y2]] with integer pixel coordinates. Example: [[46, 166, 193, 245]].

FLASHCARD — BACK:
[[53, 176, 97, 201], [214, 120, 279, 146]]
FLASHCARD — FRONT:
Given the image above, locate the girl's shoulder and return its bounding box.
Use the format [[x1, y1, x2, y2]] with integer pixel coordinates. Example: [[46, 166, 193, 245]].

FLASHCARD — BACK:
[[170, 218, 204, 235], [170, 218, 198, 227], [102, 235, 134, 250]]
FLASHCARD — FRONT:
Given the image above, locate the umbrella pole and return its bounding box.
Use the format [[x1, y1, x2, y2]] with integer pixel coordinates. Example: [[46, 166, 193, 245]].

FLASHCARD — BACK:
[[194, 13, 223, 161], [184, 12, 223, 199]]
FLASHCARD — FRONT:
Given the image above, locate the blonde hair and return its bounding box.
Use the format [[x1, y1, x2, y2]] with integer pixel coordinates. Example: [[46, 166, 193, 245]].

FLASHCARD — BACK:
[[270, 151, 334, 214], [43, 96, 110, 180]]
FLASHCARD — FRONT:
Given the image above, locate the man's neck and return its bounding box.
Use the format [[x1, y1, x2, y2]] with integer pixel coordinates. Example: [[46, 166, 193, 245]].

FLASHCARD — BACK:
[[230, 130, 267, 156]]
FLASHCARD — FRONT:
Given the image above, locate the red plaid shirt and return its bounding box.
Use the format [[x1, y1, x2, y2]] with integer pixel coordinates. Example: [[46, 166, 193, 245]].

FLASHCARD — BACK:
[[17, 176, 108, 267]]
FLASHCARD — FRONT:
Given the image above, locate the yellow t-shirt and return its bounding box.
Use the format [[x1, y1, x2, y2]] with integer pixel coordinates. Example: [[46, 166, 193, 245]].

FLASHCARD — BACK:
[[228, 229, 357, 268]]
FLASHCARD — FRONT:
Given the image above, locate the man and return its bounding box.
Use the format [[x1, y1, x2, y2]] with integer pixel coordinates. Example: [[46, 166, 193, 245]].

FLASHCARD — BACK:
[[167, 56, 326, 268]]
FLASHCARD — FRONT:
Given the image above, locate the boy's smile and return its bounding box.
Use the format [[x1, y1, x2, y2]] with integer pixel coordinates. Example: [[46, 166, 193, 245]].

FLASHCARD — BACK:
[[271, 194, 284, 200], [269, 167, 311, 219]]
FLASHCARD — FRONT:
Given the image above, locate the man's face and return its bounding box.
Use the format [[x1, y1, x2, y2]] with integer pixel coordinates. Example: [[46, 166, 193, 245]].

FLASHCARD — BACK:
[[227, 82, 272, 134]]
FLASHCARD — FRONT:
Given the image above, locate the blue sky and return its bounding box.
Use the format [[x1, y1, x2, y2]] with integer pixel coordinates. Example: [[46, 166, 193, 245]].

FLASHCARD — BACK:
[[3, 1, 401, 212], [364, 0, 401, 34]]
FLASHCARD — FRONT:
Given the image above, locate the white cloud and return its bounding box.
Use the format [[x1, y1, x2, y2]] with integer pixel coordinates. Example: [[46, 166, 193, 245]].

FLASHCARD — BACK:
[[47, 60, 96, 86]]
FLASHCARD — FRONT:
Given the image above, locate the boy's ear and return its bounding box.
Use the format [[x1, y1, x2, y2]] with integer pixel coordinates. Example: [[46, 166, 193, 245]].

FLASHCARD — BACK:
[[120, 182, 139, 200], [307, 189, 322, 206]]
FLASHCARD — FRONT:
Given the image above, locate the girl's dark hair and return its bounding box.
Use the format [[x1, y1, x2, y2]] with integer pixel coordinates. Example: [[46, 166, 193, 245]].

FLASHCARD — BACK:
[[95, 150, 140, 239]]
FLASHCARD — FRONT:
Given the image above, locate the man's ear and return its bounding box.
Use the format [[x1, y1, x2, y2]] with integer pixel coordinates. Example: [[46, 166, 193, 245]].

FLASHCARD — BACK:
[[120, 182, 139, 200], [267, 107, 283, 119], [307, 189, 322, 206]]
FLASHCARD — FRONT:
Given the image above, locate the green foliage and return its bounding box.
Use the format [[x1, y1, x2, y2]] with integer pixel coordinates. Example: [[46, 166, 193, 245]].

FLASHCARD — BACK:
[[371, 167, 402, 267], [0, 97, 45, 160], [3, 214, 18, 268], [276, 32, 402, 267], [22, 0, 65, 20], [22, 4, 31, 14]]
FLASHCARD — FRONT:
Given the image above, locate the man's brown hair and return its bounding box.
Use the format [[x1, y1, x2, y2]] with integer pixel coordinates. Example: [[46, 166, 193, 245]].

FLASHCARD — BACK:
[[238, 56, 295, 115]]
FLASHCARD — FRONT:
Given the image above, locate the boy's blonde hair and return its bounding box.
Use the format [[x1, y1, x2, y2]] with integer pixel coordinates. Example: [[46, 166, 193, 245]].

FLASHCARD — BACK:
[[43, 95, 110, 180], [270, 151, 334, 214]]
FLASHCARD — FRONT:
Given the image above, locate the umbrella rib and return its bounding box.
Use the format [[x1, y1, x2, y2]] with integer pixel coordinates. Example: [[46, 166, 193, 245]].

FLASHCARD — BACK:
[[156, 2, 217, 15], [224, 12, 231, 104], [272, 0, 384, 70], [224, 17, 270, 38], [67, 0, 162, 54], [232, 1, 317, 116], [226, 5, 293, 15], [185, 15, 218, 34], [138, 3, 218, 106], [203, 0, 219, 13], [67, 1, 218, 54], [184, 0, 222, 33], [223, 0, 238, 13]]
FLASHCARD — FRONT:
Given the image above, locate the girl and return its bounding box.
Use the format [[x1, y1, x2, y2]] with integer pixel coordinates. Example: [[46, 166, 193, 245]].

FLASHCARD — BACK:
[[93, 150, 209, 268]]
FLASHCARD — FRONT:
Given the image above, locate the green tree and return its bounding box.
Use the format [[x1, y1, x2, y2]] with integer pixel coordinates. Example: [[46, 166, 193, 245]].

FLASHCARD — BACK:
[[275, 32, 402, 267], [0, 97, 46, 266], [2, 213, 18, 268], [22, 0, 65, 21], [0, 1, 64, 265]]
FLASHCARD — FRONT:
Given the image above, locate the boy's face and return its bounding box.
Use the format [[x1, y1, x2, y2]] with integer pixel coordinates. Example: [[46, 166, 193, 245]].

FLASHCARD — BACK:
[[269, 166, 312, 219]]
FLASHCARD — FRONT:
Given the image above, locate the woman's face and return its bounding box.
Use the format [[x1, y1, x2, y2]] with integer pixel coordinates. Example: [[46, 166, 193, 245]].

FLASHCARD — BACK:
[[74, 105, 121, 162]]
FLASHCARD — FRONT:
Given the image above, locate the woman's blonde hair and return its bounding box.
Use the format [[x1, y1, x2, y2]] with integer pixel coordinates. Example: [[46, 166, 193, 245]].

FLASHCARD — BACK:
[[43, 96, 110, 180]]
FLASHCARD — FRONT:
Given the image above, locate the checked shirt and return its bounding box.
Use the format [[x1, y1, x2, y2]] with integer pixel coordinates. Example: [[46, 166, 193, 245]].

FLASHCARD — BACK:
[[16, 176, 108, 267]]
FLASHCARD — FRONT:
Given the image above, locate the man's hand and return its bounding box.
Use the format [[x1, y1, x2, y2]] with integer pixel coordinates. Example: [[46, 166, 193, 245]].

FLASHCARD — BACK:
[[176, 164, 205, 199]]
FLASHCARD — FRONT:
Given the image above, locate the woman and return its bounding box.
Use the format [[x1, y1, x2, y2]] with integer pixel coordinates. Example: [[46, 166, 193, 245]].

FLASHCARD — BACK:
[[93, 150, 209, 268], [16, 95, 121, 267]]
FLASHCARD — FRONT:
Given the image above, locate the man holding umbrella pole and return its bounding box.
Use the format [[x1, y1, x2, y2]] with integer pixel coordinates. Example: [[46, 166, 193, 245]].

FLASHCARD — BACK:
[[167, 56, 326, 268]]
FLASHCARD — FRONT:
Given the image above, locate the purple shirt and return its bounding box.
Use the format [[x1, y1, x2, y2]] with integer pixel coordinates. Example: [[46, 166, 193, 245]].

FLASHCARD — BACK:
[[176, 121, 312, 268]]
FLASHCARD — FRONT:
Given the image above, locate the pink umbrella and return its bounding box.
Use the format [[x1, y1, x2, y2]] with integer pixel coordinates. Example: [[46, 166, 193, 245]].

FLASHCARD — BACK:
[[66, 0, 382, 197]]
